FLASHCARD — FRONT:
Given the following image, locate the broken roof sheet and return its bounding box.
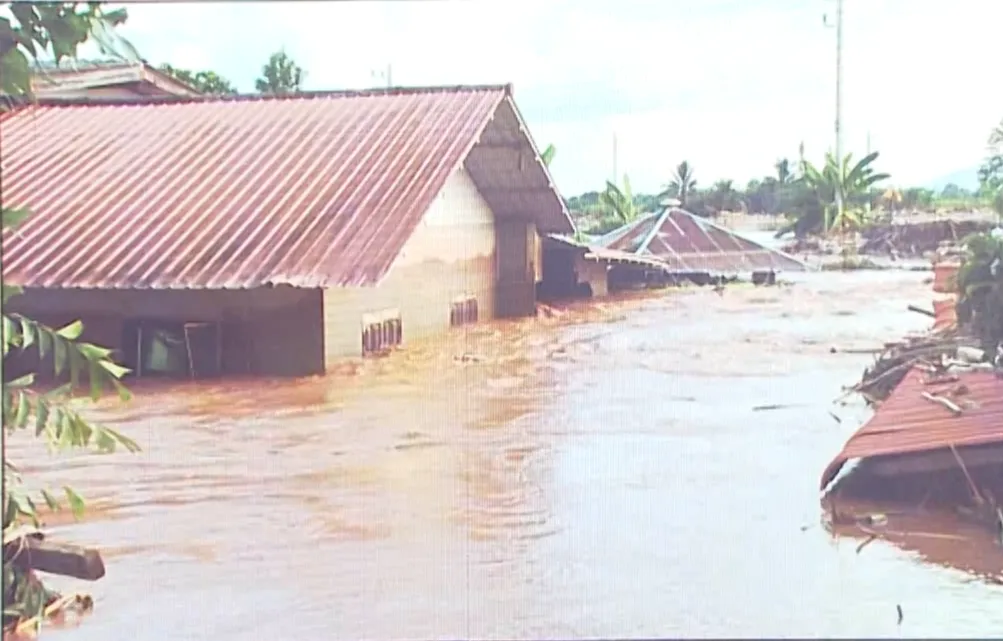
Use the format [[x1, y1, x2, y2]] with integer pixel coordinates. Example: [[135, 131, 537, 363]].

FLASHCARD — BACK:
[[0, 85, 572, 289], [595, 208, 808, 274], [820, 366, 1003, 490]]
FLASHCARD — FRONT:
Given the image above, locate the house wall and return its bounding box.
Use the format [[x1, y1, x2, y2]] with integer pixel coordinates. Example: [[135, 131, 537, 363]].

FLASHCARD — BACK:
[[321, 167, 499, 364], [573, 254, 609, 298], [35, 85, 148, 100], [5, 287, 324, 379]]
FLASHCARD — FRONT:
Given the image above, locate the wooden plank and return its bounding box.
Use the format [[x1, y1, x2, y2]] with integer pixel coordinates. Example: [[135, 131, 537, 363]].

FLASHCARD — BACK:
[[4, 537, 105, 581]]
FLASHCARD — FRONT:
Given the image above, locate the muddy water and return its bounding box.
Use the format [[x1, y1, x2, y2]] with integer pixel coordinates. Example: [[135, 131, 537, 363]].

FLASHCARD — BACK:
[[10, 270, 1003, 639]]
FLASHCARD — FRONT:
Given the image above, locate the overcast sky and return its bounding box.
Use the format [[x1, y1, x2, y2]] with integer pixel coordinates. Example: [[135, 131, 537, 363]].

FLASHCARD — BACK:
[[94, 0, 1002, 195]]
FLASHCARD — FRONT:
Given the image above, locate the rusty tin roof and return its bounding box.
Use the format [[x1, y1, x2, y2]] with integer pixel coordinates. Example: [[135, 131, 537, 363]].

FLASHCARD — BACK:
[[595, 208, 808, 273], [32, 59, 200, 98], [1, 85, 572, 289], [820, 367, 1003, 489]]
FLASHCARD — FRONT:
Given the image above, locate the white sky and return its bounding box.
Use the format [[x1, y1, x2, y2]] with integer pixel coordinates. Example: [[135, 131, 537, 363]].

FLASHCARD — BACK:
[[87, 0, 1003, 195]]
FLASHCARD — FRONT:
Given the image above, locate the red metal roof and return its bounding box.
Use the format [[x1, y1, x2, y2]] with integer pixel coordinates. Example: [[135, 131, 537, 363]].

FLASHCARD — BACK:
[[820, 367, 1003, 489], [1, 86, 569, 289], [596, 208, 808, 273]]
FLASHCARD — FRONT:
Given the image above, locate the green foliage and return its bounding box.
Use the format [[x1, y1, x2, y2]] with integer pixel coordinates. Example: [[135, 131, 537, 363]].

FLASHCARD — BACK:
[[541, 144, 556, 167], [599, 175, 639, 226], [956, 232, 1003, 352], [254, 49, 303, 95], [158, 63, 237, 95], [659, 161, 697, 207], [790, 151, 890, 236], [0, 2, 137, 97], [1, 2, 140, 633]]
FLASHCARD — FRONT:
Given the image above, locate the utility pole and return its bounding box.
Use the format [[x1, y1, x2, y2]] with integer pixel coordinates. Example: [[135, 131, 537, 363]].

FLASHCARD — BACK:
[[612, 132, 618, 183], [833, 0, 844, 223], [371, 64, 392, 88]]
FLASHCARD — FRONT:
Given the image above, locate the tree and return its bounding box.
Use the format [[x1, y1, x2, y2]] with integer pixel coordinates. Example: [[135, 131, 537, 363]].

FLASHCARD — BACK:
[[1, 2, 139, 634], [659, 161, 697, 207], [158, 63, 237, 95], [254, 49, 304, 95], [599, 175, 640, 226], [709, 179, 741, 213], [782, 151, 894, 238]]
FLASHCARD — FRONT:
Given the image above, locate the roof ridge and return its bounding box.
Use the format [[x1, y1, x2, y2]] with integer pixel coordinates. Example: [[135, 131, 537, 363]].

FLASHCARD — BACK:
[[12, 83, 513, 109]]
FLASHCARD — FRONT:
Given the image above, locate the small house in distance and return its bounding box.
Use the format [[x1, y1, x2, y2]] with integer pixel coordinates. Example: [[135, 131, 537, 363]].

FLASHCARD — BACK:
[[31, 59, 200, 99], [1, 85, 573, 379]]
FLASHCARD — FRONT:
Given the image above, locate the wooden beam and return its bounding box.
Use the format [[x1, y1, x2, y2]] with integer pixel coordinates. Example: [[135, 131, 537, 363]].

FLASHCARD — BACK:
[[4, 537, 106, 581]]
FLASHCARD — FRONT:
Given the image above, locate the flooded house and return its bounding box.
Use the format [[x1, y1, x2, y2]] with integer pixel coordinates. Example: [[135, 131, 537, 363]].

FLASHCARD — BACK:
[[0, 84, 574, 379], [537, 234, 672, 298], [31, 59, 200, 99], [594, 206, 808, 284]]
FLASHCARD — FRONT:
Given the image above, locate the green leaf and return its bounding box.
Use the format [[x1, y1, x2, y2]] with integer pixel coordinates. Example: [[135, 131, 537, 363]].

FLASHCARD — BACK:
[[63, 486, 85, 519], [36, 324, 51, 362], [0, 47, 32, 96], [56, 319, 83, 340], [1, 207, 31, 231], [18, 316, 34, 350], [34, 397, 49, 437], [2, 283, 24, 306], [6, 374, 34, 389], [2, 315, 16, 356], [39, 489, 60, 512], [53, 335, 67, 376]]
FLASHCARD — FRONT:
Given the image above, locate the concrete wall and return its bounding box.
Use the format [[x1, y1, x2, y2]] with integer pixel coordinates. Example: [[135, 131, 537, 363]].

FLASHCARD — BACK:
[[574, 254, 609, 298], [6, 287, 324, 378], [321, 167, 499, 364]]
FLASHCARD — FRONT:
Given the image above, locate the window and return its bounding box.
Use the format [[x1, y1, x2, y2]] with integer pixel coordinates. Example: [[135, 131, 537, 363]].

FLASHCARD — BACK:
[[361, 309, 402, 357], [450, 295, 479, 327]]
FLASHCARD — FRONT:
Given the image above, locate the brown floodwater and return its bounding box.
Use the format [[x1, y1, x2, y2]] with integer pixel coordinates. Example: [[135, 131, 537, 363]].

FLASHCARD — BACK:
[[9, 269, 1003, 639]]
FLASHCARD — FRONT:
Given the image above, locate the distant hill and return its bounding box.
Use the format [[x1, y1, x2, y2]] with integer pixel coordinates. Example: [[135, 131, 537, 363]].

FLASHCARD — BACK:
[[924, 167, 981, 192]]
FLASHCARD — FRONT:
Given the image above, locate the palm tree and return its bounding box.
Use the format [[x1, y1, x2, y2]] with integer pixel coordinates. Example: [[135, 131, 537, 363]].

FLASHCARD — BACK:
[[255, 49, 304, 95], [659, 161, 697, 207], [800, 151, 890, 234], [599, 175, 639, 225], [710, 179, 739, 212]]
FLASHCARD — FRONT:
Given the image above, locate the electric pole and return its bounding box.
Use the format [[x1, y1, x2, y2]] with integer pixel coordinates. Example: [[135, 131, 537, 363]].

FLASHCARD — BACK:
[[834, 0, 844, 224], [371, 64, 392, 88], [612, 132, 618, 183]]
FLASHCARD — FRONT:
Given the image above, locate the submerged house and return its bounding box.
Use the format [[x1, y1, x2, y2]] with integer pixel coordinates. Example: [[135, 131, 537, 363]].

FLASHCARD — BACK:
[[1, 85, 573, 378], [31, 59, 200, 99], [595, 206, 808, 280]]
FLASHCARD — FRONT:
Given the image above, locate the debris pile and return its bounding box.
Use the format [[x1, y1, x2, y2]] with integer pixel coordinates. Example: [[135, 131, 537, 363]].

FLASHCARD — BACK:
[[858, 219, 996, 257], [845, 331, 987, 405]]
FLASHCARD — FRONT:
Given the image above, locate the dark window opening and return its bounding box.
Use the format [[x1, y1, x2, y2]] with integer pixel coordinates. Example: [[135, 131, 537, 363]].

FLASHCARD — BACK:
[[450, 296, 479, 327], [122, 319, 222, 379], [361, 314, 402, 357]]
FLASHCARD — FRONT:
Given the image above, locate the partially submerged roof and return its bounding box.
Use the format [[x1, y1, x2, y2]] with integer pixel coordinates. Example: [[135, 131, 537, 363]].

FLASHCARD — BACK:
[[0, 85, 572, 289], [31, 59, 200, 98], [820, 367, 1003, 490], [545, 234, 669, 270], [595, 208, 808, 273]]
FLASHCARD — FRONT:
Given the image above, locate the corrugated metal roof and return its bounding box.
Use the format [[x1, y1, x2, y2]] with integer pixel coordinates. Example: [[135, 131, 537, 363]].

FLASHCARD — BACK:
[[596, 208, 808, 273], [545, 234, 669, 269], [1, 86, 572, 289], [820, 367, 1003, 489], [31, 59, 199, 98]]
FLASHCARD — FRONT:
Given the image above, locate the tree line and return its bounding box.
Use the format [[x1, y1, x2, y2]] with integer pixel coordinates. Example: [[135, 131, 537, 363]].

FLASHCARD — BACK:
[[159, 49, 305, 95], [561, 147, 1001, 239]]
